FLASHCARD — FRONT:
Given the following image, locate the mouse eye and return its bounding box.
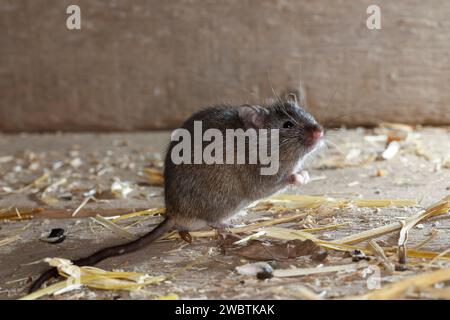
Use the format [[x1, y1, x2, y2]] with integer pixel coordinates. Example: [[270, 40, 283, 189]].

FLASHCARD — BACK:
[[283, 121, 294, 129]]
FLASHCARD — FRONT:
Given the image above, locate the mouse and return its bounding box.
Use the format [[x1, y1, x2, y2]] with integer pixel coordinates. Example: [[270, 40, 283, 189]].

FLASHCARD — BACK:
[[29, 94, 324, 293]]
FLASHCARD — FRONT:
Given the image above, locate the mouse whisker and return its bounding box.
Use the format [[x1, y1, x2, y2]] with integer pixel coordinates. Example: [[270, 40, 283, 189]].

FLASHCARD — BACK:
[[278, 103, 301, 126], [324, 139, 345, 155], [266, 70, 284, 105], [297, 64, 308, 110]]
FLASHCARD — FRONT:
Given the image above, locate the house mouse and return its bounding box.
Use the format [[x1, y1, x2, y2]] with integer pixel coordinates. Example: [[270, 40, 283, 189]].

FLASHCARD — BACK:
[[29, 94, 324, 292]]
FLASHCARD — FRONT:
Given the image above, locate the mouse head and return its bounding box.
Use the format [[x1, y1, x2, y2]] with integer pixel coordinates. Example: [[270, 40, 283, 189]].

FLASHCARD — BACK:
[[238, 94, 324, 158]]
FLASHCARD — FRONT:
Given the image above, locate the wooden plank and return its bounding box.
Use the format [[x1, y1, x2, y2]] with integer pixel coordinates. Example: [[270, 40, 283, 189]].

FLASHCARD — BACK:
[[1, 0, 449, 129]]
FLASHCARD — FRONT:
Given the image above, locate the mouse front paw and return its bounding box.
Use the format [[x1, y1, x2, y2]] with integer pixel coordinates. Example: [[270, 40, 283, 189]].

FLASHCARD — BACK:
[[288, 170, 310, 185]]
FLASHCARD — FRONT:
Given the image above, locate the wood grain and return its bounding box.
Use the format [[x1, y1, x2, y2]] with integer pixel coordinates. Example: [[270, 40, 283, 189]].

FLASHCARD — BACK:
[[1, 0, 450, 131]]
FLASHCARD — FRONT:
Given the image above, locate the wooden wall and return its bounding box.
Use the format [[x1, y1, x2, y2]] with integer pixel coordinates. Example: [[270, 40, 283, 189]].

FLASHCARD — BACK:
[[1, 0, 450, 131]]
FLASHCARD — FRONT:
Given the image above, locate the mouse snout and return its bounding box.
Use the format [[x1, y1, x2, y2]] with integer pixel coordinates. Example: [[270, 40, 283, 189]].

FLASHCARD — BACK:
[[305, 124, 323, 145]]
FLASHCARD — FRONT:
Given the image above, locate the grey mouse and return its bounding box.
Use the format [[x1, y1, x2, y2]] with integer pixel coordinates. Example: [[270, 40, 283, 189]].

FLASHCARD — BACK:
[[30, 94, 324, 292]]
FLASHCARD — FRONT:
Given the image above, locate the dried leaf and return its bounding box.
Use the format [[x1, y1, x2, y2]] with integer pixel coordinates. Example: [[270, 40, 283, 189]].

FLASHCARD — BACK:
[[111, 208, 165, 223], [260, 226, 450, 261], [233, 230, 266, 245], [264, 194, 417, 210], [0, 208, 44, 221], [368, 240, 395, 274], [416, 287, 450, 300], [350, 267, 450, 300], [334, 195, 450, 245], [164, 211, 310, 240], [71, 196, 93, 217], [153, 293, 179, 300], [91, 215, 138, 240], [19, 258, 166, 300], [378, 122, 414, 132], [0, 235, 21, 247], [144, 168, 164, 186]]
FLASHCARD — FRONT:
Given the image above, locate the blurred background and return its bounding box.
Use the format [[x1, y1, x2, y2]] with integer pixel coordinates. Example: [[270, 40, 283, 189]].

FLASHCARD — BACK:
[[1, 0, 450, 132]]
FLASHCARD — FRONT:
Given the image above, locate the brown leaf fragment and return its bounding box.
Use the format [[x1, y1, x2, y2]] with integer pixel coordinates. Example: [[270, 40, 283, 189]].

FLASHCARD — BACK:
[[288, 239, 320, 256], [0, 207, 44, 221], [144, 168, 164, 186], [94, 190, 117, 200], [386, 130, 408, 144], [311, 250, 329, 263], [232, 239, 320, 261], [217, 233, 242, 250]]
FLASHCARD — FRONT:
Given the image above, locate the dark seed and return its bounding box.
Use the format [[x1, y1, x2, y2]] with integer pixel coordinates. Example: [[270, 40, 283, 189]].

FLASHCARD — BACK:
[[40, 228, 66, 244], [256, 270, 273, 280]]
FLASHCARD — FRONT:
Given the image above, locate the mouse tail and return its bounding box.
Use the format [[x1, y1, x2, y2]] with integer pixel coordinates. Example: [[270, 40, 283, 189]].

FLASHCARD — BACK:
[[29, 218, 175, 293]]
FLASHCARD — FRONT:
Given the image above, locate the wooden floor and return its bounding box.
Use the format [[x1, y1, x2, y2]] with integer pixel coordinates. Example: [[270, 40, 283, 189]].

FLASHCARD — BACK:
[[0, 127, 449, 300]]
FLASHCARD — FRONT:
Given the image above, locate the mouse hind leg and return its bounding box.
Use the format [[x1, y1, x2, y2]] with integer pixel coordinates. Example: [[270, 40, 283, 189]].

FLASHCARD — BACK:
[[207, 220, 233, 229], [178, 231, 193, 243], [204, 204, 248, 230], [172, 215, 209, 231]]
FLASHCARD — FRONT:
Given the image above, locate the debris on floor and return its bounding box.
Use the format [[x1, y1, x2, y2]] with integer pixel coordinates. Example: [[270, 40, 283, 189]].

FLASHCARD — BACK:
[[0, 127, 449, 300]]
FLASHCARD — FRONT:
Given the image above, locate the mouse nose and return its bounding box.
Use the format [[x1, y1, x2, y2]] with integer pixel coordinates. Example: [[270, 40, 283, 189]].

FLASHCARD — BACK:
[[306, 124, 324, 145], [312, 125, 323, 140]]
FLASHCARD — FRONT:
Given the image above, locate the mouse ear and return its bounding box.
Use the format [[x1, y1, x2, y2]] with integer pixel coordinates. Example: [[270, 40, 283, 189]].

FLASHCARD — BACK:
[[239, 105, 268, 129], [286, 92, 298, 104], [283, 89, 306, 108]]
